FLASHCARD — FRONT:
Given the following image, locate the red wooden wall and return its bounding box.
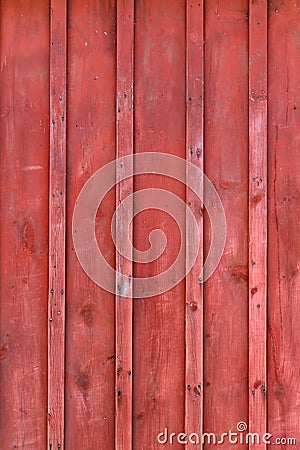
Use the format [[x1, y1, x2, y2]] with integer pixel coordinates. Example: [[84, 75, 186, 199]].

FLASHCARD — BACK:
[[0, 1, 299, 449]]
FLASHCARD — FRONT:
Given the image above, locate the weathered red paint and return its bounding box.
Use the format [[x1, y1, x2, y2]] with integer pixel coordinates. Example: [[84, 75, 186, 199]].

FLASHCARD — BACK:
[[115, 1, 134, 449], [48, 1, 67, 447], [268, 2, 300, 448], [133, 2, 186, 449], [65, 1, 116, 449], [0, 1, 49, 448], [0, 1, 299, 449], [204, 2, 249, 449], [185, 1, 204, 447], [248, 1, 268, 448]]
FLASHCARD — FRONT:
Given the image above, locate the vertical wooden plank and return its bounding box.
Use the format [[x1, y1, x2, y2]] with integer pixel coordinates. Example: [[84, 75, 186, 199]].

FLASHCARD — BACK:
[[185, 0, 204, 446], [48, 1, 67, 448], [133, 1, 186, 448], [65, 1, 116, 448], [268, 2, 300, 447], [248, 0, 267, 447], [0, 1, 49, 448], [204, 0, 249, 446], [115, 1, 134, 449]]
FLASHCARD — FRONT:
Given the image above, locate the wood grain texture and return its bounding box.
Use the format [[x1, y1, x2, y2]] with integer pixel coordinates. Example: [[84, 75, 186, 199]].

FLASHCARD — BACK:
[[65, 1, 116, 449], [0, 2, 300, 448], [0, 1, 49, 448], [115, 0, 134, 449], [203, 1, 249, 448], [185, 0, 204, 446], [268, 1, 300, 447], [48, 1, 67, 448], [133, 1, 186, 448], [248, 0, 268, 448]]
